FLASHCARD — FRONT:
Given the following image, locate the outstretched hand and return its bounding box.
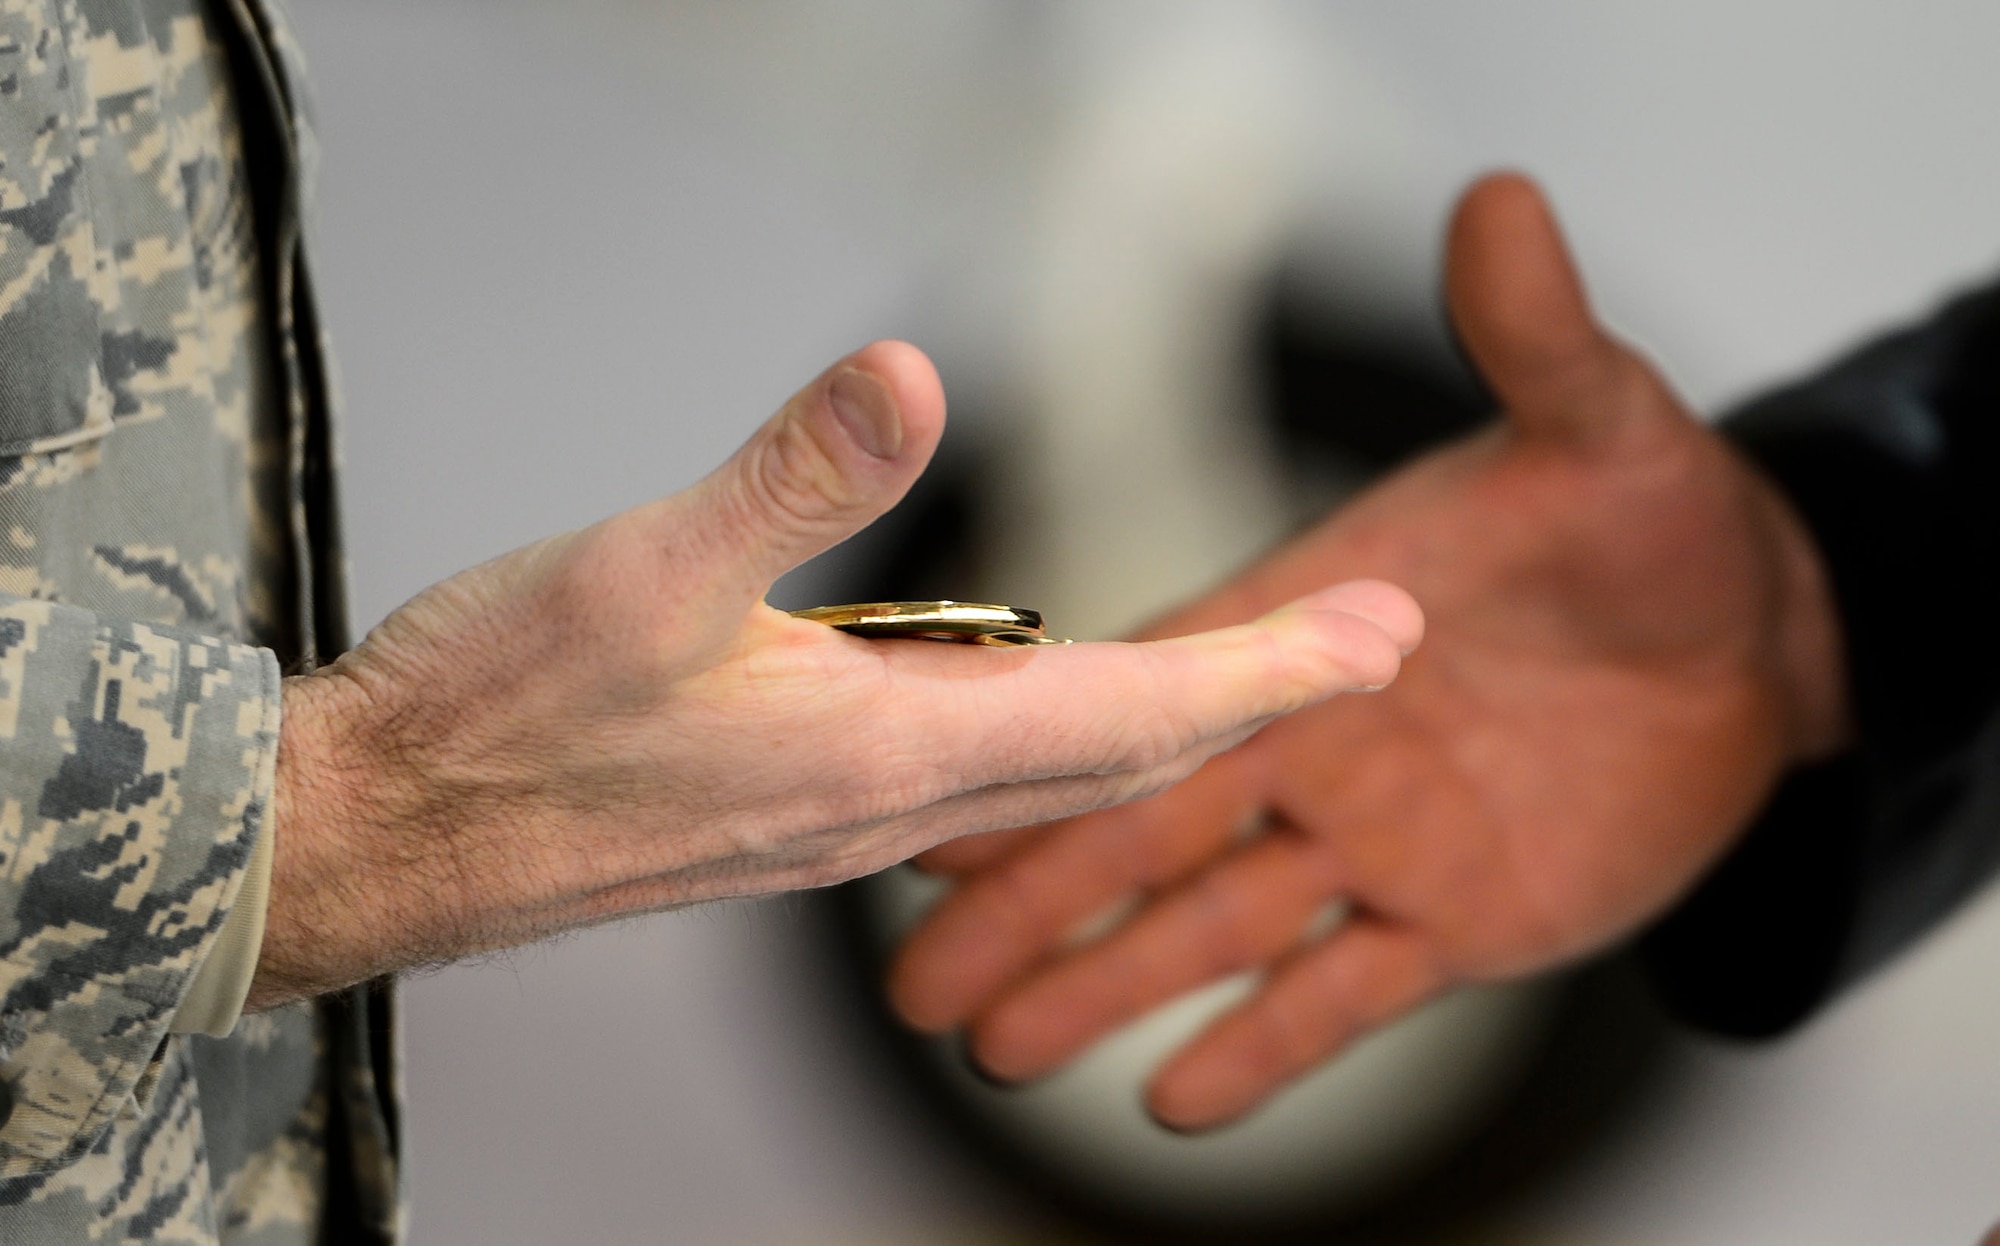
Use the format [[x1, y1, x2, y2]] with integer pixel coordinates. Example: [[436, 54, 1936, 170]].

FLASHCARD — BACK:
[[251, 341, 1419, 1009], [887, 175, 1852, 1130]]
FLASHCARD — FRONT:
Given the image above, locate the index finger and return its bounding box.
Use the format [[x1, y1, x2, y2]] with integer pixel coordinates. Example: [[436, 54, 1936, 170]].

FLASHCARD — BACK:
[[911, 825, 1047, 877], [887, 750, 1262, 1034], [904, 579, 1420, 796]]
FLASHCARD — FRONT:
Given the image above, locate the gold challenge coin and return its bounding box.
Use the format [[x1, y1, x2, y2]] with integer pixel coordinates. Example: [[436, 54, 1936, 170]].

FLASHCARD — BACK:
[[788, 601, 1070, 647]]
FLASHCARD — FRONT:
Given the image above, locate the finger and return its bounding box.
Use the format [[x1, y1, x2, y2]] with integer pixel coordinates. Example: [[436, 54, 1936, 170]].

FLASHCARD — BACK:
[[913, 582, 1417, 876], [886, 750, 1262, 1034], [1444, 172, 1648, 449], [964, 830, 1345, 1083], [886, 580, 1414, 1031], [1145, 916, 1446, 1132], [661, 340, 948, 597], [929, 579, 1418, 794], [590, 740, 1247, 918], [1292, 577, 1423, 655], [910, 825, 1048, 876]]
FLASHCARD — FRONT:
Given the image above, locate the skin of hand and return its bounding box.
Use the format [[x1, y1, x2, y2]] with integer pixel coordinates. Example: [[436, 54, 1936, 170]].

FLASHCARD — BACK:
[[886, 174, 1854, 1132], [247, 341, 1421, 1011]]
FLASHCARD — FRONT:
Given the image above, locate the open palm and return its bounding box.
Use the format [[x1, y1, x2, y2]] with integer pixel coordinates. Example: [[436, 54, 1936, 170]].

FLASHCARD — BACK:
[[887, 174, 1850, 1130]]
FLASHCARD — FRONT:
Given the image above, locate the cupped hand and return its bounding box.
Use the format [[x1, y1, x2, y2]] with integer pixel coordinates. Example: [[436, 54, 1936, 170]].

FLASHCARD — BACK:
[[887, 174, 1853, 1130], [251, 341, 1419, 1008]]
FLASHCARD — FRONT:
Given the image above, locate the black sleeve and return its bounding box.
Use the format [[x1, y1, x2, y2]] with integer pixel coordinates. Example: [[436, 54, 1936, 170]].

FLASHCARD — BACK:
[[1636, 280, 2000, 1038]]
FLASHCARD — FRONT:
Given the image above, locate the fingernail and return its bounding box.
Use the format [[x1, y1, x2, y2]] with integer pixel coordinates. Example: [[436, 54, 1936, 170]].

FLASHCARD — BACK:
[[1147, 1066, 1249, 1134], [1146, 1105, 1211, 1136], [960, 1039, 1025, 1091], [828, 367, 902, 459], [1145, 1093, 1233, 1135]]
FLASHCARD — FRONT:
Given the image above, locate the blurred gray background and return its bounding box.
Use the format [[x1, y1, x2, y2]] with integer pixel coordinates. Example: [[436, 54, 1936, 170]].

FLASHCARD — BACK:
[[287, 2, 2000, 1242]]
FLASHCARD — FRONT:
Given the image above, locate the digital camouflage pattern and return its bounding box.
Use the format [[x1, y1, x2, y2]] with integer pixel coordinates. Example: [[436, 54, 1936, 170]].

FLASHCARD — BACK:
[[0, 1, 398, 1241]]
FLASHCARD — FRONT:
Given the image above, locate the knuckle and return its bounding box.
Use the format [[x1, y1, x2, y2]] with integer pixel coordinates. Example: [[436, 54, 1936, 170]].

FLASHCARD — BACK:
[[1108, 720, 1188, 774], [840, 748, 968, 834], [979, 856, 1070, 939], [741, 416, 864, 538], [818, 758, 942, 834], [1088, 648, 1192, 776], [1100, 660, 1208, 773], [1119, 749, 1206, 804], [1058, 742, 1213, 823], [1182, 880, 1266, 975]]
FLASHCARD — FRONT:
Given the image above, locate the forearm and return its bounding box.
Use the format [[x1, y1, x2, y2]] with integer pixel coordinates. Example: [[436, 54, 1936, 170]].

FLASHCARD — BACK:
[[250, 670, 433, 1011]]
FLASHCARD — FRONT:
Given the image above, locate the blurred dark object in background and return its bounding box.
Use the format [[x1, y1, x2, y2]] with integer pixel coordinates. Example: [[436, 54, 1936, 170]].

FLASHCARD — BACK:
[[1257, 282, 1493, 475]]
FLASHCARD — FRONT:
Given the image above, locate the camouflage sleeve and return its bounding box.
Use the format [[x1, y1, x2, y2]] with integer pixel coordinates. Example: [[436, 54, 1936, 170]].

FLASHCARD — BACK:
[[0, 594, 281, 1177]]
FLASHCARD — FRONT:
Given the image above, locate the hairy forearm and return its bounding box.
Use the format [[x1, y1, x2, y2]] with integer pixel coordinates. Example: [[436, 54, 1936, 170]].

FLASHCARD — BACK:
[[250, 670, 442, 1011]]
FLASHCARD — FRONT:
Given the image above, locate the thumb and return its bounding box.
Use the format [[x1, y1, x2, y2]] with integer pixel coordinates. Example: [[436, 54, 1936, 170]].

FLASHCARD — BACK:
[[674, 340, 946, 596], [1445, 172, 1654, 449]]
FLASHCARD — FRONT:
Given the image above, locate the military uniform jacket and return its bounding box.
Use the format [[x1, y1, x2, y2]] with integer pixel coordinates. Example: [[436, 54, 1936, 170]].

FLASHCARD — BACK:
[[0, 2, 399, 1241]]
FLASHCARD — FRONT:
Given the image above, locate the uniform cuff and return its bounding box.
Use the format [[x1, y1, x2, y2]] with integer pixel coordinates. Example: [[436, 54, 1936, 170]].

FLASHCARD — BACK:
[[170, 795, 274, 1038], [0, 608, 284, 1175]]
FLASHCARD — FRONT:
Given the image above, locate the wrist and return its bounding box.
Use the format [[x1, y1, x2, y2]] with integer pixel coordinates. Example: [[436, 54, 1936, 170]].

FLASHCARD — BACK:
[[248, 667, 438, 1009], [1744, 455, 1853, 764]]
